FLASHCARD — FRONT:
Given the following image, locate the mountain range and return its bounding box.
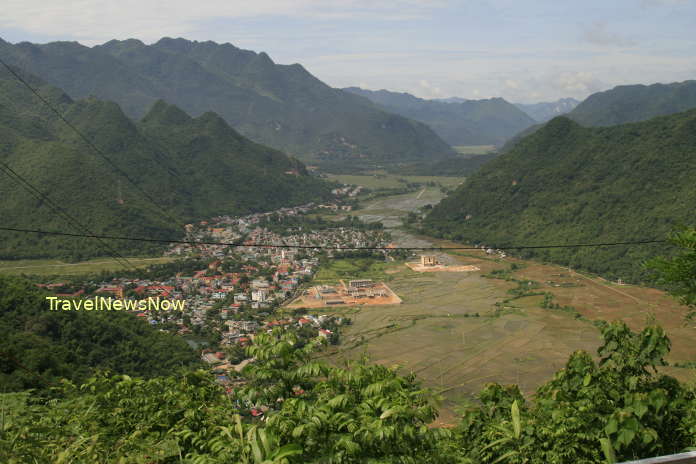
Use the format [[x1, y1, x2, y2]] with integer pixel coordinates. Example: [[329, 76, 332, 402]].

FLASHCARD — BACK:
[[0, 65, 330, 260], [343, 87, 536, 147], [514, 98, 580, 122], [503, 80, 696, 150], [568, 80, 696, 127], [423, 109, 696, 281], [0, 37, 454, 165]]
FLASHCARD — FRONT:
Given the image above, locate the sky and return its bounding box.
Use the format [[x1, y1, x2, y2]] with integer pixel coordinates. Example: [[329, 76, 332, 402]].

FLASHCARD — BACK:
[[2, 0, 696, 103]]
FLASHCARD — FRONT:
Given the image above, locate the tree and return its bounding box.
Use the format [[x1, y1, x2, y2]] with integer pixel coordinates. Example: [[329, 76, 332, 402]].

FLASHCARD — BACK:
[[648, 227, 696, 319]]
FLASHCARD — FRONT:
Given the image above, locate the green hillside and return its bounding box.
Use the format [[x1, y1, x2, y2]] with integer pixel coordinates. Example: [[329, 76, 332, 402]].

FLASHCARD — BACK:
[[423, 112, 696, 281], [0, 275, 200, 392], [0, 37, 454, 165], [344, 87, 536, 146], [568, 80, 696, 127], [504, 80, 696, 152], [0, 66, 330, 260]]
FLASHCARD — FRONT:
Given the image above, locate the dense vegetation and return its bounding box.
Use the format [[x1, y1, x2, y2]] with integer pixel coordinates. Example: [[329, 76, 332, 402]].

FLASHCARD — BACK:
[[568, 80, 696, 127], [504, 80, 696, 151], [344, 87, 535, 146], [514, 98, 580, 122], [3, 305, 696, 462], [423, 111, 696, 281], [0, 37, 455, 165], [0, 66, 331, 260], [385, 154, 498, 177], [0, 275, 200, 392], [2, 232, 696, 462]]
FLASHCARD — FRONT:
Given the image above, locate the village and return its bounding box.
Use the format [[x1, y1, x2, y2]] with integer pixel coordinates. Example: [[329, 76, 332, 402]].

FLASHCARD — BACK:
[[36, 192, 398, 397]]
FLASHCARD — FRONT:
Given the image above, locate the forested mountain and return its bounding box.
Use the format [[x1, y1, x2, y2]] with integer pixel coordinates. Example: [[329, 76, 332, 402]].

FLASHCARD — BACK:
[[423, 111, 696, 281], [0, 37, 454, 164], [504, 81, 696, 151], [515, 97, 580, 122], [0, 66, 330, 260], [344, 87, 536, 146], [0, 275, 200, 391], [568, 80, 696, 127]]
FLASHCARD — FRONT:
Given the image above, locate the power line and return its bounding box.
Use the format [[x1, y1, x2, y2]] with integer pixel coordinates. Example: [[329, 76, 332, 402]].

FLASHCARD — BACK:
[[0, 58, 209, 257], [0, 57, 186, 229], [0, 226, 667, 251], [0, 350, 57, 388], [0, 162, 136, 271]]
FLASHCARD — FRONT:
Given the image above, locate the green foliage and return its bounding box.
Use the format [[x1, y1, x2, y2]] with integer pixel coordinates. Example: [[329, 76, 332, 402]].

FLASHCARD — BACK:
[[568, 80, 696, 127], [384, 153, 498, 177], [0, 66, 331, 260], [505, 81, 696, 151], [0, 275, 200, 392], [268, 359, 450, 463], [455, 321, 696, 463], [0, 38, 454, 164], [424, 112, 696, 281], [344, 87, 535, 146], [647, 228, 696, 319], [0, 328, 453, 463], [4, 244, 696, 463]]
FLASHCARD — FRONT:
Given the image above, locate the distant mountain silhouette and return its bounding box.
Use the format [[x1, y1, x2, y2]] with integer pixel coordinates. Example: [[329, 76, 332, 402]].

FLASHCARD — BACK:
[[344, 87, 536, 146], [0, 37, 454, 165]]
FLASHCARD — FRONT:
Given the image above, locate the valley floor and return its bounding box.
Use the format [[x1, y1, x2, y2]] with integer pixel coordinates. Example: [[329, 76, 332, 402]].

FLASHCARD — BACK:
[[310, 176, 696, 425]]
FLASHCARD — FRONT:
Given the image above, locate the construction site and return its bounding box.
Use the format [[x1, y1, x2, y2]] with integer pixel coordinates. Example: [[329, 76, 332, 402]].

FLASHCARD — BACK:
[[287, 279, 402, 308], [406, 255, 481, 273]]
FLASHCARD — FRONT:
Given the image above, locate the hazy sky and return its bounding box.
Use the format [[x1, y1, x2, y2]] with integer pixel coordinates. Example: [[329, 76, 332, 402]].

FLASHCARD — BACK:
[[2, 0, 695, 103]]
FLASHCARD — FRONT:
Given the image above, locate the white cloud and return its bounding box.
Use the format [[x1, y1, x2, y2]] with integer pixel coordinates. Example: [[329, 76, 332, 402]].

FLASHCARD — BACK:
[[0, 0, 447, 45], [504, 79, 520, 89], [417, 79, 443, 97]]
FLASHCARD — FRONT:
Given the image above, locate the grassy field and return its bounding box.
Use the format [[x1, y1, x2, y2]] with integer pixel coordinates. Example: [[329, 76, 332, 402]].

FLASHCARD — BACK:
[[453, 145, 497, 155], [0, 256, 176, 277], [317, 254, 604, 424], [326, 172, 464, 190], [317, 250, 696, 425], [313, 258, 391, 284], [305, 182, 696, 425]]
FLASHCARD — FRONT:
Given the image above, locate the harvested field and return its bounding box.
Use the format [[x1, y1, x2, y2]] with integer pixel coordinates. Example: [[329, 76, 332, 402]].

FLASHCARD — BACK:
[[313, 180, 696, 425]]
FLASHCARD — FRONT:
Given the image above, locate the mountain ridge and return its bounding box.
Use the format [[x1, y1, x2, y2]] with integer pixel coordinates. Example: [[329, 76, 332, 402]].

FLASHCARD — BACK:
[[423, 110, 696, 280], [515, 97, 580, 122], [0, 37, 455, 165], [0, 66, 330, 260], [343, 86, 536, 146]]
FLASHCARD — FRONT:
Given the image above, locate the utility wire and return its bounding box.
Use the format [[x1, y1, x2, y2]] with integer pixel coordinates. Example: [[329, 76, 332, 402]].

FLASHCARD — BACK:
[[0, 226, 667, 251], [0, 350, 57, 387], [0, 57, 186, 229], [0, 162, 136, 270], [0, 57, 209, 257]]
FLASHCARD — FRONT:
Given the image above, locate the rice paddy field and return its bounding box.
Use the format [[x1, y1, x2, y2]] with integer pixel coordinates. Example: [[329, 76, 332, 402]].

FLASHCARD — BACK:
[[0, 256, 176, 277], [306, 180, 696, 425]]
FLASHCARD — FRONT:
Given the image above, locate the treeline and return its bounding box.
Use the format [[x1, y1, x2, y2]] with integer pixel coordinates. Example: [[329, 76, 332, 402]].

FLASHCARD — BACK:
[[2, 231, 695, 462], [423, 110, 696, 282], [385, 153, 498, 176], [0, 66, 331, 260], [4, 316, 696, 462], [0, 276, 200, 392]]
